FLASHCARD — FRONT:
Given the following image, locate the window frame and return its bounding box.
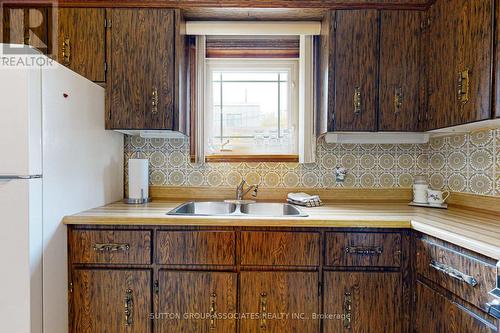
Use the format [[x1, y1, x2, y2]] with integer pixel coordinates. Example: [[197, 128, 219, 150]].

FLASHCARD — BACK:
[[204, 58, 300, 159]]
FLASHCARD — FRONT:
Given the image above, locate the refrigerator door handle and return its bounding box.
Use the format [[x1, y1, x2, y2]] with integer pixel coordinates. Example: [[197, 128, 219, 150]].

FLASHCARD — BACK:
[[0, 175, 42, 180]]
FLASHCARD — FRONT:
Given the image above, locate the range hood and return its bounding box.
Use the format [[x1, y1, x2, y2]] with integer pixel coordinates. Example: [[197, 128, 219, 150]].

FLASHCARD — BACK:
[[114, 130, 186, 139], [323, 132, 430, 144]]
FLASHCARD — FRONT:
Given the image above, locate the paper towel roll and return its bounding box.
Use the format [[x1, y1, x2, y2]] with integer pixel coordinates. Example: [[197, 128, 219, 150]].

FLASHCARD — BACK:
[[128, 159, 149, 200]]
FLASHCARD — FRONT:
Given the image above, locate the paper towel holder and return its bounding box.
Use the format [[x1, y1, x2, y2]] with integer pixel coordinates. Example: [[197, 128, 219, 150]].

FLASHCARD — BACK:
[[123, 189, 151, 205]]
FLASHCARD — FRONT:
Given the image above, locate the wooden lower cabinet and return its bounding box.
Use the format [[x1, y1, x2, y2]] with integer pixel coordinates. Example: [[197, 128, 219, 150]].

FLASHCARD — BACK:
[[239, 271, 320, 333], [156, 271, 237, 332], [323, 271, 402, 333], [415, 281, 498, 333], [71, 268, 152, 333]]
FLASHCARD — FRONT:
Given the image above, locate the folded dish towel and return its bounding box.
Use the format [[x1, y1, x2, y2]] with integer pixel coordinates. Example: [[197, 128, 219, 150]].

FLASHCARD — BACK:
[[287, 192, 322, 207]]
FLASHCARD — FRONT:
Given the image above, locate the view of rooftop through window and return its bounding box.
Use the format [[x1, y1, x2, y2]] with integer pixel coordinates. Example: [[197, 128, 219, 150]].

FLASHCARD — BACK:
[[207, 60, 298, 154]]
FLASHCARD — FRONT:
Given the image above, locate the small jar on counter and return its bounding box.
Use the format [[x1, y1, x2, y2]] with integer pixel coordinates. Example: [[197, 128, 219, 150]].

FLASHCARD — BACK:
[[413, 175, 429, 204]]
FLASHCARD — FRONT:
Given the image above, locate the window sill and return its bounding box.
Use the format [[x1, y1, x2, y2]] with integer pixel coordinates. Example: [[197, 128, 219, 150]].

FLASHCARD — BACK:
[[205, 154, 299, 163]]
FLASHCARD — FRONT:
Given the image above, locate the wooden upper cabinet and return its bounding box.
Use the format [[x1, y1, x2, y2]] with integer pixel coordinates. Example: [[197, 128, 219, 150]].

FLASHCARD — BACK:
[[157, 271, 237, 333], [239, 271, 319, 332], [71, 269, 152, 333], [331, 10, 379, 131], [1, 7, 50, 53], [415, 281, 498, 333], [427, 0, 493, 129], [379, 11, 423, 131], [57, 8, 106, 82], [107, 9, 187, 131], [323, 272, 402, 333]]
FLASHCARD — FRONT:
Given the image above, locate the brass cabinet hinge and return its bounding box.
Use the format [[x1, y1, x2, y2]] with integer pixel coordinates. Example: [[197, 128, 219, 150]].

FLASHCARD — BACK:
[[105, 18, 111, 28], [69, 282, 73, 293], [318, 282, 322, 297], [153, 280, 159, 294], [104, 62, 107, 72]]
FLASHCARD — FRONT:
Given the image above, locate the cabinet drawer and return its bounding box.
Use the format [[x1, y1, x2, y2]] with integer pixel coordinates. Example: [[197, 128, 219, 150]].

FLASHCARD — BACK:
[[156, 231, 236, 265], [325, 232, 402, 267], [69, 230, 152, 264], [416, 237, 497, 313], [240, 232, 320, 267]]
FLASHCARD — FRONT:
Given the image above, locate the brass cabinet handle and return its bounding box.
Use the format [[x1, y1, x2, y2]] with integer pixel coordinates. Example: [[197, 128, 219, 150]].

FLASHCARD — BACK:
[[430, 260, 478, 287], [394, 87, 403, 114], [151, 88, 159, 114], [345, 246, 383, 256], [457, 69, 470, 105], [343, 291, 352, 329], [259, 292, 268, 330], [93, 243, 130, 252], [353, 87, 362, 114], [62, 37, 71, 65], [209, 292, 217, 330], [124, 288, 134, 326]]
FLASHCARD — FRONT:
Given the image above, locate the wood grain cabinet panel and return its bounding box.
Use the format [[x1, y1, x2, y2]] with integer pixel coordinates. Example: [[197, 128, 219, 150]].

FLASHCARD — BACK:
[[416, 237, 497, 313], [107, 9, 180, 130], [239, 271, 319, 333], [1, 7, 49, 53], [69, 230, 152, 264], [379, 10, 423, 131], [325, 232, 402, 267], [240, 231, 320, 267], [71, 269, 152, 333], [156, 231, 236, 265], [415, 281, 498, 333], [427, 0, 493, 129], [323, 271, 402, 333], [157, 271, 237, 332], [57, 8, 105, 82], [332, 10, 379, 131]]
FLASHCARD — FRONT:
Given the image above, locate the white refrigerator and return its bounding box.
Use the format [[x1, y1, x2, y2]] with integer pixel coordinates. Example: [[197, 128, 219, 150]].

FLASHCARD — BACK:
[[0, 44, 124, 333]]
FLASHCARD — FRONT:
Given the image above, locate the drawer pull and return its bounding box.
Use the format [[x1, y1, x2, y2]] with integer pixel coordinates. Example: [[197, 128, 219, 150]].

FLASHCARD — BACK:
[[343, 291, 352, 329], [259, 292, 268, 330], [209, 292, 217, 330], [430, 260, 478, 287], [124, 288, 134, 326], [93, 243, 130, 252], [345, 246, 383, 256]]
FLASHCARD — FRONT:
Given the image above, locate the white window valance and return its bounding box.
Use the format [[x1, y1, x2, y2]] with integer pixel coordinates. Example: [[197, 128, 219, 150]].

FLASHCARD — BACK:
[[186, 21, 321, 36]]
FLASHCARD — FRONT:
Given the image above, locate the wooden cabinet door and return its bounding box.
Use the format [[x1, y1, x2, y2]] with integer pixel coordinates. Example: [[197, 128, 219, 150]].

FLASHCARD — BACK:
[[157, 271, 237, 333], [379, 11, 423, 131], [428, 0, 493, 129], [71, 269, 152, 333], [332, 10, 379, 131], [57, 8, 105, 82], [107, 9, 175, 130], [415, 281, 498, 333], [455, 0, 493, 125], [239, 271, 319, 333], [1, 7, 49, 53], [323, 272, 402, 333]]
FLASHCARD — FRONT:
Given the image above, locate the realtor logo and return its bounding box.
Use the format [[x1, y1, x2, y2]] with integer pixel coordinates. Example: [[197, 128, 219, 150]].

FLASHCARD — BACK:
[[1, 2, 57, 56]]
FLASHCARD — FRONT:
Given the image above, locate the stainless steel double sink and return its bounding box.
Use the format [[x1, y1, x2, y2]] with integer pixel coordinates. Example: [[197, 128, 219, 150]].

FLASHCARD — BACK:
[[167, 201, 308, 217]]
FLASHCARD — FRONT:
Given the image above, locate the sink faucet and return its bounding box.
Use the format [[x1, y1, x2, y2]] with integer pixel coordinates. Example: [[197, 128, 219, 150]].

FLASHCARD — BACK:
[[236, 178, 259, 201]]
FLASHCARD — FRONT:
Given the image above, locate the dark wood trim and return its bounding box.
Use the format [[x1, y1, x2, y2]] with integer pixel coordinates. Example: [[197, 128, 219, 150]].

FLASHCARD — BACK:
[[6, 1, 433, 10], [205, 154, 299, 163], [207, 49, 299, 58]]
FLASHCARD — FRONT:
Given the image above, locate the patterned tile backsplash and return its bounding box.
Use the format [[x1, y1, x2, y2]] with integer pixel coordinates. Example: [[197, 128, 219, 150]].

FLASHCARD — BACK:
[[124, 128, 500, 196]]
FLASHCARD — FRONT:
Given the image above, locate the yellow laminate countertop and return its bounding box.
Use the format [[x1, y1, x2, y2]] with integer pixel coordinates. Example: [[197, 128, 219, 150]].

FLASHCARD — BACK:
[[63, 201, 500, 260]]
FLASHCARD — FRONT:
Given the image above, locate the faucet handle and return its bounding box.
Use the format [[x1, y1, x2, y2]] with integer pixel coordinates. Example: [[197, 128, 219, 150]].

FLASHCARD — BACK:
[[252, 185, 259, 197]]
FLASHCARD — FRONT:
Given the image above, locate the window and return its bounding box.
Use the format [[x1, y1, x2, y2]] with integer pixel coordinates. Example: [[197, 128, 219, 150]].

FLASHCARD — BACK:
[[205, 59, 299, 156]]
